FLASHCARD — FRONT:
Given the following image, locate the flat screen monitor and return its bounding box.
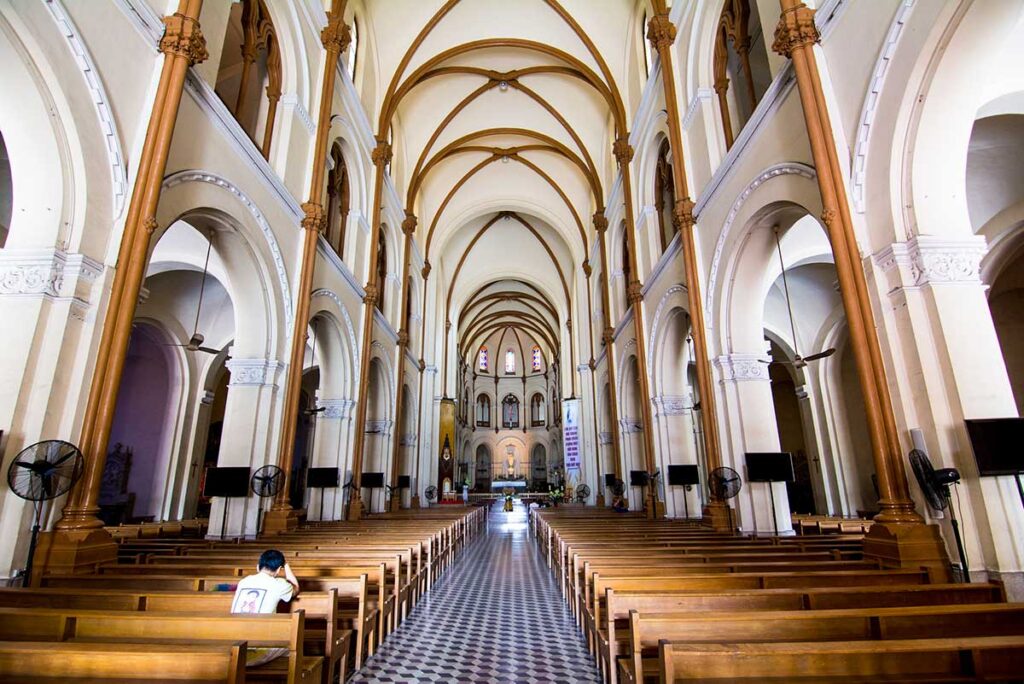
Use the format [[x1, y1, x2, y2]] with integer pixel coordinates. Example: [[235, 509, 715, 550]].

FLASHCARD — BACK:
[[668, 464, 700, 486], [203, 467, 250, 497], [361, 472, 385, 489], [965, 418, 1024, 476], [397, 475, 411, 489], [307, 468, 339, 488], [745, 452, 795, 483], [604, 473, 618, 487], [629, 470, 649, 487]]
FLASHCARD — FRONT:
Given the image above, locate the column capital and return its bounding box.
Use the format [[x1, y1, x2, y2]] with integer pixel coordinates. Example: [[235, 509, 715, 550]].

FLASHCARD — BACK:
[[397, 329, 410, 347], [301, 202, 327, 233], [401, 213, 418, 235], [362, 283, 378, 305], [713, 353, 771, 382], [602, 327, 615, 346], [593, 212, 609, 233], [419, 358, 426, 371], [159, 13, 208, 65], [421, 260, 432, 279], [672, 197, 696, 230], [588, 357, 596, 371], [646, 13, 677, 53], [626, 279, 644, 304], [582, 260, 592, 278], [372, 139, 393, 167], [772, 3, 819, 59], [321, 16, 351, 53], [612, 136, 634, 165]]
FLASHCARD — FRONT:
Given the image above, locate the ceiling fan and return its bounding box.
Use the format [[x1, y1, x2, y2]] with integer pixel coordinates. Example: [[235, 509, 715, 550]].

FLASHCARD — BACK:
[[166, 231, 221, 356], [762, 225, 836, 370]]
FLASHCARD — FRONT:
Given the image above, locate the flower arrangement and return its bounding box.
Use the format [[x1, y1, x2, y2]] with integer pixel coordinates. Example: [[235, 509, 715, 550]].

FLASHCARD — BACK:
[[548, 485, 565, 506]]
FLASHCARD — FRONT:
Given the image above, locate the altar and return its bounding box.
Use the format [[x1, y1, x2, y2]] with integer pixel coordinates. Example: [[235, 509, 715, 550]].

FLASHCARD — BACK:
[[491, 480, 528, 490]]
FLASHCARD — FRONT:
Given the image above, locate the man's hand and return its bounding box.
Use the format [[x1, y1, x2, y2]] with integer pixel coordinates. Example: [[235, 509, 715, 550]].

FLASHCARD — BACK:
[[282, 562, 300, 597]]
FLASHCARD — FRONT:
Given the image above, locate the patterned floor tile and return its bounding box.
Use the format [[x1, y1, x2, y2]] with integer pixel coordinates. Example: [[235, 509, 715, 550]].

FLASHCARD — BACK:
[[350, 501, 601, 683]]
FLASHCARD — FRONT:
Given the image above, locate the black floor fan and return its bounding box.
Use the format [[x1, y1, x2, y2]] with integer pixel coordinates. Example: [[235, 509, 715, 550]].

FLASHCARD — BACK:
[[6, 440, 85, 585], [910, 448, 970, 582], [708, 466, 742, 534], [251, 465, 284, 536]]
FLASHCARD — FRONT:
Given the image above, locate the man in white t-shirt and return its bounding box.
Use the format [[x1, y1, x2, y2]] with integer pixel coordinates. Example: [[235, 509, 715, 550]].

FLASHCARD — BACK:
[[230, 549, 300, 666]]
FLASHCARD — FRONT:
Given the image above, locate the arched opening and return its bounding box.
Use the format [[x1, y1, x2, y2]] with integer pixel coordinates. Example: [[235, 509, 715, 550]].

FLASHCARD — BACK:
[[290, 367, 320, 508], [653, 139, 676, 253], [713, 0, 772, 149], [530, 392, 545, 426], [989, 246, 1024, 414], [478, 345, 489, 372], [214, 0, 282, 159], [504, 348, 516, 375], [364, 357, 390, 513], [621, 354, 644, 507], [476, 393, 491, 427], [0, 130, 11, 248], [325, 143, 350, 259], [532, 443, 548, 489], [531, 345, 542, 372], [502, 394, 520, 428], [474, 443, 491, 492], [766, 341, 816, 514], [375, 229, 387, 313]]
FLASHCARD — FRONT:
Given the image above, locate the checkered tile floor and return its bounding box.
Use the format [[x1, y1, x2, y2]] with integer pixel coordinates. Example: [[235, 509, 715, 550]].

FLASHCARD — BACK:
[[350, 501, 602, 683]]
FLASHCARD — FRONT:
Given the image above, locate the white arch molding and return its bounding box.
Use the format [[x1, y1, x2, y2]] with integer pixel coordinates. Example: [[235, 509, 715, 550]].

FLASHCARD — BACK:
[[647, 283, 688, 381]]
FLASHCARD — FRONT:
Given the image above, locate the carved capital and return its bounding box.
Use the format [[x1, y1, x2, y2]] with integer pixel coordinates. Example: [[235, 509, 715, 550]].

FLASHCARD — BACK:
[[773, 3, 819, 58], [602, 327, 615, 346], [160, 13, 208, 65], [588, 358, 596, 371], [820, 208, 838, 229], [418, 358, 426, 371], [673, 197, 696, 230], [713, 76, 730, 95], [626, 279, 644, 304], [612, 137, 634, 165], [397, 329, 410, 347], [362, 283, 378, 305], [445, 320, 452, 333], [592, 212, 609, 233], [646, 13, 677, 53], [301, 202, 327, 233], [321, 16, 352, 53], [372, 140, 393, 167], [421, 260, 432, 279], [401, 213, 418, 236], [142, 217, 159, 235], [582, 261, 592, 278]]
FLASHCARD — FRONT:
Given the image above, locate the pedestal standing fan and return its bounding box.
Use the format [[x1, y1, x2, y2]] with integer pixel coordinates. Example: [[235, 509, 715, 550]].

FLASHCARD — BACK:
[[424, 485, 438, 504], [6, 440, 84, 585], [575, 483, 591, 503], [708, 466, 742, 533], [910, 448, 970, 582], [251, 465, 284, 535]]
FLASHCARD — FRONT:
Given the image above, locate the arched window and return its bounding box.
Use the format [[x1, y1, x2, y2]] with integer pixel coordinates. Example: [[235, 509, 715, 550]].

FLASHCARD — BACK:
[[375, 229, 387, 313], [502, 394, 520, 428], [476, 394, 491, 427], [654, 140, 676, 253], [505, 348, 516, 375], [345, 18, 358, 81], [552, 386, 561, 425], [621, 224, 632, 304], [0, 131, 10, 248], [478, 346, 489, 371], [641, 10, 652, 78], [530, 393, 545, 426], [713, 0, 772, 150], [214, 0, 282, 159], [326, 143, 350, 258], [531, 346, 542, 372]]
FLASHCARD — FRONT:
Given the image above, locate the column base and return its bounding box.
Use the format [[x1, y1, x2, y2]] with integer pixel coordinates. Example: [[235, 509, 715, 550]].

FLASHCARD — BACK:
[[261, 507, 303, 535], [32, 528, 117, 585], [410, 495, 421, 509], [596, 494, 605, 507], [645, 499, 666, 519], [863, 521, 952, 582], [346, 496, 364, 521], [702, 502, 735, 534]]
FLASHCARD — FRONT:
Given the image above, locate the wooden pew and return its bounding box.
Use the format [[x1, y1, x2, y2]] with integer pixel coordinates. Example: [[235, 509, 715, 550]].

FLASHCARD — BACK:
[[0, 606, 322, 683], [657, 636, 1024, 682], [620, 604, 1024, 683], [0, 641, 246, 683]]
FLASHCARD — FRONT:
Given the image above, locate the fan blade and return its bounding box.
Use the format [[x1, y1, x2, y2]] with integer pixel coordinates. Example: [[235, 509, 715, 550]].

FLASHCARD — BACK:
[[14, 462, 36, 470], [52, 451, 76, 467], [802, 348, 836, 362], [163, 343, 188, 348], [197, 347, 220, 354]]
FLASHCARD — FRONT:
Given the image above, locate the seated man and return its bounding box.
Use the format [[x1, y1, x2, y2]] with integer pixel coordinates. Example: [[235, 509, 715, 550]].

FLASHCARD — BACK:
[[231, 549, 300, 666]]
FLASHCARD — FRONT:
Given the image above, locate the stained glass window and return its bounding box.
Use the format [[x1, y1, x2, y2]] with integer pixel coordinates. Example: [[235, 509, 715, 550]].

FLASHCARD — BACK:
[[478, 347, 488, 371], [502, 394, 520, 428], [505, 348, 515, 374], [532, 346, 542, 372]]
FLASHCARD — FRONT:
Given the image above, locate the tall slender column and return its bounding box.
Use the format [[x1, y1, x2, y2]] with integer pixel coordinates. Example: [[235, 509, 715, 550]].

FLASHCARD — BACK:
[[387, 213, 418, 511], [410, 262, 431, 509], [594, 213, 626, 505], [648, 10, 731, 530], [713, 29, 735, 151], [262, 6, 350, 533], [582, 262, 605, 505], [347, 139, 392, 520], [613, 138, 662, 518], [36, 1, 207, 575], [774, 0, 948, 573]]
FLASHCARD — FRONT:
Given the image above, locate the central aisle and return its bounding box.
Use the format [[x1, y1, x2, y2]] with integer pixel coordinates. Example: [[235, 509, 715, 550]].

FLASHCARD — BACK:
[[351, 501, 602, 683]]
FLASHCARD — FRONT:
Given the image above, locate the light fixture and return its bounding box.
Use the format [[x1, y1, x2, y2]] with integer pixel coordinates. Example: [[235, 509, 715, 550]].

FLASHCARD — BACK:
[[501, 155, 510, 164], [498, 80, 509, 92]]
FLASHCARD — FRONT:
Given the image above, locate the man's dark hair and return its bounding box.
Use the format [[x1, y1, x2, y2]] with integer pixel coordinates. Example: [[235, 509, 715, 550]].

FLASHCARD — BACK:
[[258, 549, 286, 571]]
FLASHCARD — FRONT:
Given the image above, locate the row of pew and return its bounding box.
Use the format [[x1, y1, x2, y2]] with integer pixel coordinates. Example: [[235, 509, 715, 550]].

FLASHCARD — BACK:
[[532, 507, 1024, 683], [1, 505, 486, 683]]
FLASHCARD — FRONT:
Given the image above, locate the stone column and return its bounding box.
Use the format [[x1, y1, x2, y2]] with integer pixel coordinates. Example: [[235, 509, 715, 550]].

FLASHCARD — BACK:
[[387, 213, 417, 512], [307, 398, 350, 521], [35, 1, 208, 575]]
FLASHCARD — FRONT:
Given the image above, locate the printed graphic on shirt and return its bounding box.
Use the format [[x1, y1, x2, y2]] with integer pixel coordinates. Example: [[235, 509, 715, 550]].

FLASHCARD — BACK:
[[232, 587, 268, 614]]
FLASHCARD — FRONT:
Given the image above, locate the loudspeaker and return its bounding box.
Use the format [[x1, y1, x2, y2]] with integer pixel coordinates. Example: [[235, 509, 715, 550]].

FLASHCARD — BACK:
[[744, 452, 795, 483], [604, 473, 617, 487], [667, 464, 700, 486], [965, 418, 1024, 476], [307, 467, 339, 488], [360, 472, 385, 488], [629, 470, 649, 487], [397, 475, 411, 489], [203, 467, 250, 497]]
